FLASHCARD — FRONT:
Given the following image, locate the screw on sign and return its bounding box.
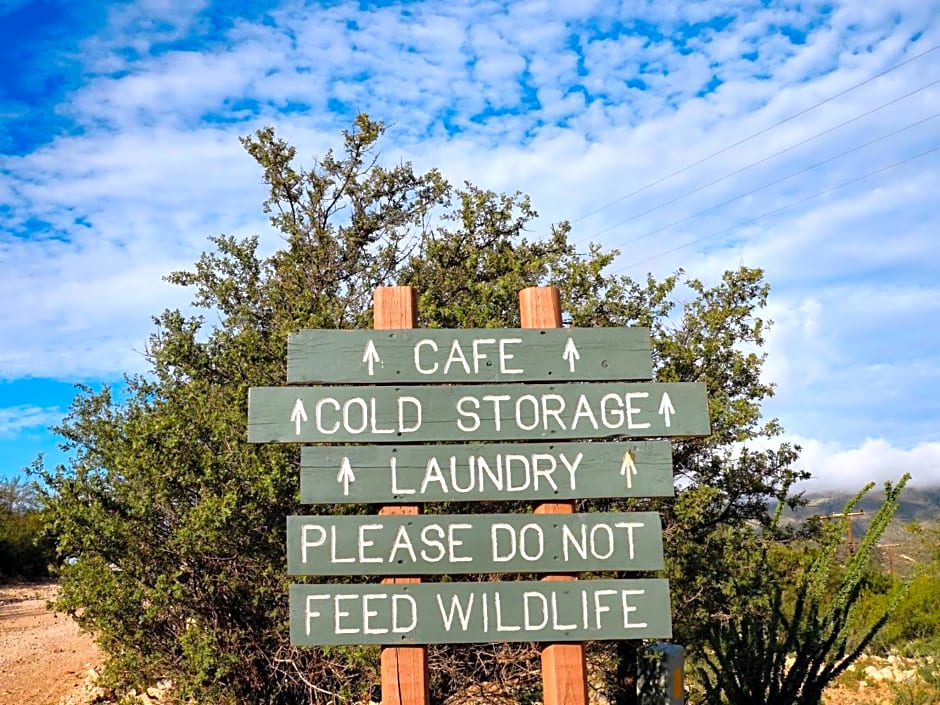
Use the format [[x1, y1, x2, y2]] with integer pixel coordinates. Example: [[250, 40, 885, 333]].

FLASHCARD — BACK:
[[246, 285, 713, 705]]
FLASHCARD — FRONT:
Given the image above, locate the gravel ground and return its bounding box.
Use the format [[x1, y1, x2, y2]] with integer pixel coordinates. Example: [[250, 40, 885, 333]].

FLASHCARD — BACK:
[[0, 582, 100, 705]]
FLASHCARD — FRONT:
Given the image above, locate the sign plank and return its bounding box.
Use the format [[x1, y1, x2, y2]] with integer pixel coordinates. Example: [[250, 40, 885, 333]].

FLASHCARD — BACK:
[[287, 512, 663, 576], [247, 382, 710, 443], [290, 578, 672, 645], [300, 441, 674, 503], [288, 328, 652, 384]]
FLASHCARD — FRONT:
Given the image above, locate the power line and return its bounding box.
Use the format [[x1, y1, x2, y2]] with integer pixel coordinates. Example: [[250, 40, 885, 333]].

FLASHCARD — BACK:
[[568, 41, 940, 226], [578, 77, 940, 244], [613, 143, 940, 273], [608, 110, 939, 249]]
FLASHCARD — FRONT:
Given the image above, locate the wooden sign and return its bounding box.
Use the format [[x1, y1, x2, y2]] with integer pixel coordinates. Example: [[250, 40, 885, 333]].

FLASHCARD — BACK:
[[287, 512, 663, 575], [247, 382, 710, 444], [300, 441, 673, 503], [289, 578, 672, 645], [287, 328, 652, 384], [248, 286, 709, 705]]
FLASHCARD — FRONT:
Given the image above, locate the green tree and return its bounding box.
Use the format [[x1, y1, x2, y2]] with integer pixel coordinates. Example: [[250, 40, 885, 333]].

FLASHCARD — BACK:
[[0, 475, 54, 579], [38, 115, 799, 704]]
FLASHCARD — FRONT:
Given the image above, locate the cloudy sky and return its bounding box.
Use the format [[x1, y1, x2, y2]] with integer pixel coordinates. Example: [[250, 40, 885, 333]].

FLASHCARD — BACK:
[[1, 0, 938, 491]]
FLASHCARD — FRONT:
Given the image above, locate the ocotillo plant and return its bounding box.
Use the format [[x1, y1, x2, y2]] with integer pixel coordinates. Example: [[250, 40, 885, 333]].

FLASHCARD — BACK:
[[699, 474, 911, 705]]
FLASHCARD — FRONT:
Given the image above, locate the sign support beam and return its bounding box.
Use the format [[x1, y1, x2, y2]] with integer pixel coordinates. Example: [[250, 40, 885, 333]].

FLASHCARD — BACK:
[[375, 286, 430, 705], [521, 286, 589, 705]]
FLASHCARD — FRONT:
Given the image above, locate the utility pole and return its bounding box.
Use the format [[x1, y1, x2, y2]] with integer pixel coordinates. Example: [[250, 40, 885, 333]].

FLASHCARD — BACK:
[[878, 543, 901, 575], [820, 511, 865, 553]]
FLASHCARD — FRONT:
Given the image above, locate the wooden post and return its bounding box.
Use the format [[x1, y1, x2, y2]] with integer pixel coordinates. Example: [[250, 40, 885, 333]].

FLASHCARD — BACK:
[[879, 543, 900, 576], [821, 511, 864, 554], [375, 286, 430, 705], [519, 286, 589, 705]]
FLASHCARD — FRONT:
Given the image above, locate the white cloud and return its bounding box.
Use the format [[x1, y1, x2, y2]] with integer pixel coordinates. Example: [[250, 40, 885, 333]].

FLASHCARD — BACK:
[[0, 123, 282, 379], [79, 0, 211, 71], [794, 437, 940, 490], [0, 405, 63, 439], [0, 0, 938, 471]]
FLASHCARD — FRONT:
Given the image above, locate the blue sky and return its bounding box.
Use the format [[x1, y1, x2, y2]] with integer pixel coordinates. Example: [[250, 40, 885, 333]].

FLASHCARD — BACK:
[[1, 0, 939, 490]]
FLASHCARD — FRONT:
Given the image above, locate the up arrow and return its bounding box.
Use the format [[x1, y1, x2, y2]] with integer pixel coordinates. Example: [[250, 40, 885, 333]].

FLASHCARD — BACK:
[[658, 392, 675, 428], [290, 398, 308, 435], [562, 338, 580, 372], [620, 450, 638, 489], [362, 339, 381, 376], [337, 457, 355, 496]]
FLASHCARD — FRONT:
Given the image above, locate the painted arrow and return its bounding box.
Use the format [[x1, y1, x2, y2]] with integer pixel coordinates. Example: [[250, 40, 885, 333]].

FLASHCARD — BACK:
[[562, 338, 580, 372], [291, 398, 308, 435], [337, 457, 355, 496], [362, 340, 381, 376], [620, 450, 638, 489], [658, 392, 675, 428]]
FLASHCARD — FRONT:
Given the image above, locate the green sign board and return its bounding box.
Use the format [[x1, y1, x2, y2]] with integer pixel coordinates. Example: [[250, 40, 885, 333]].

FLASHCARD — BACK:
[[247, 382, 710, 444], [290, 578, 672, 645], [287, 328, 652, 384], [300, 440, 673, 503], [287, 512, 663, 576]]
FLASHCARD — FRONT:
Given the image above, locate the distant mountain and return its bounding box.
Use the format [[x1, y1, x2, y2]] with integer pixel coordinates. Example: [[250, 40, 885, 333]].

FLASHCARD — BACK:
[[794, 485, 940, 527]]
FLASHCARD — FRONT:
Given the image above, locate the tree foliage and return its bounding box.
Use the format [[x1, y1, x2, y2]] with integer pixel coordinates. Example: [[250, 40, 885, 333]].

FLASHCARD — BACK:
[[0, 475, 54, 580], [39, 115, 798, 704]]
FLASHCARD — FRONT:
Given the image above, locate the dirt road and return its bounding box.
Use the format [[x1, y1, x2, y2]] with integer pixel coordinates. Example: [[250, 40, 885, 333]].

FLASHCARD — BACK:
[[0, 583, 100, 705]]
